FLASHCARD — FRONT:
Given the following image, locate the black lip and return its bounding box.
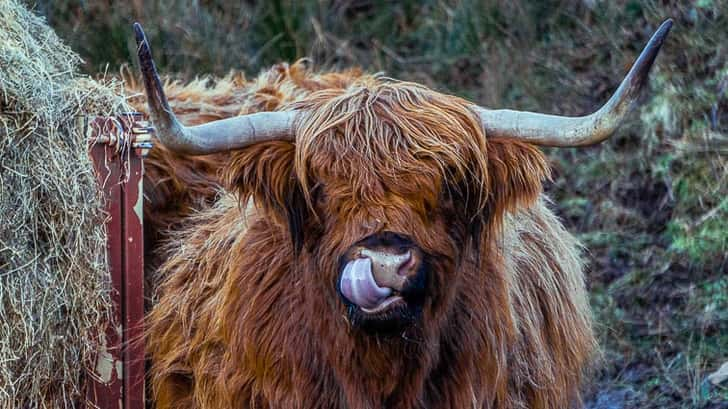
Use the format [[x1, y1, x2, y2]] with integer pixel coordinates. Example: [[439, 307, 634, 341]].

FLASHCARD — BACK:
[[348, 301, 420, 335]]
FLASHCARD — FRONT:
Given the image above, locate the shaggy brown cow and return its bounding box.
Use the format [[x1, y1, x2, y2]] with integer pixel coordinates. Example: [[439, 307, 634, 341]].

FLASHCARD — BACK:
[[133, 20, 672, 409]]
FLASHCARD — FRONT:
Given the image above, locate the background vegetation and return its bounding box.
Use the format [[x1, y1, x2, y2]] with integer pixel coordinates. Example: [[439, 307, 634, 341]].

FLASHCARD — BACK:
[[33, 0, 727, 407]]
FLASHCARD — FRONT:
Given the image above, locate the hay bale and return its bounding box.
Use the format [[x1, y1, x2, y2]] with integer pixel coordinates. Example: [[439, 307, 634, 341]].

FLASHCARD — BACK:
[[0, 1, 129, 406]]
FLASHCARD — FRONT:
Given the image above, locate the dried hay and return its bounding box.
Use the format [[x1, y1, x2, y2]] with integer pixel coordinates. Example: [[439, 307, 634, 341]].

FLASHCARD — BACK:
[[0, 1, 129, 407]]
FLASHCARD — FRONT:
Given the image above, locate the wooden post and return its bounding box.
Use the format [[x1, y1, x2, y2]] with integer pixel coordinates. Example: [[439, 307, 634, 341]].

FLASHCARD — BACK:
[[85, 113, 150, 409]]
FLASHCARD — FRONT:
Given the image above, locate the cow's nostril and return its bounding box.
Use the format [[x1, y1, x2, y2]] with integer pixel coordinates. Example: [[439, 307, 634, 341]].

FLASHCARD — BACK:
[[396, 251, 417, 276]]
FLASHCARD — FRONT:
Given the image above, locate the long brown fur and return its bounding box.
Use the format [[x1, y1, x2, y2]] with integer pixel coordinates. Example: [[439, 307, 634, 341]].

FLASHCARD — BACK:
[[131, 61, 596, 408]]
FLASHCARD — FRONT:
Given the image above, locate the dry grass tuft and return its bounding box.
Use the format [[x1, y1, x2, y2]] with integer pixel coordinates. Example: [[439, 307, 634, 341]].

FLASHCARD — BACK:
[[0, 1, 128, 406]]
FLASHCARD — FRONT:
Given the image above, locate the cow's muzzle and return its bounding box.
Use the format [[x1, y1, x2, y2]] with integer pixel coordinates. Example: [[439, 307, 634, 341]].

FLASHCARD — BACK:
[[338, 232, 426, 316]]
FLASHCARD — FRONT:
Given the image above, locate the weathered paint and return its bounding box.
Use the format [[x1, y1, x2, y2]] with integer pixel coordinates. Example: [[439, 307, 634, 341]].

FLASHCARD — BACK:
[[116, 360, 124, 381], [93, 332, 117, 384], [86, 114, 147, 409], [133, 171, 144, 221]]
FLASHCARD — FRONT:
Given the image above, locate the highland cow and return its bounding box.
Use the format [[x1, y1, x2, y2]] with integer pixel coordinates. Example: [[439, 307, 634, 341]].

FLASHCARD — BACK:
[[133, 20, 672, 409]]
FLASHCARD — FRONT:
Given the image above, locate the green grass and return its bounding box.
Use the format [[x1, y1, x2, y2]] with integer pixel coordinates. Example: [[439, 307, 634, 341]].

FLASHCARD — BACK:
[[32, 0, 728, 407]]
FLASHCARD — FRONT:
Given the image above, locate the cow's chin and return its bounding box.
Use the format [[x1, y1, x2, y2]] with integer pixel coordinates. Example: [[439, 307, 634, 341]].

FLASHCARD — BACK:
[[346, 296, 422, 335]]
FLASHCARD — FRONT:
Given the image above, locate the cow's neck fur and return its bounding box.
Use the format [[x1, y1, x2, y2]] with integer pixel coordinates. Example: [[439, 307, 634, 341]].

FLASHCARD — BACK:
[[147, 195, 594, 409]]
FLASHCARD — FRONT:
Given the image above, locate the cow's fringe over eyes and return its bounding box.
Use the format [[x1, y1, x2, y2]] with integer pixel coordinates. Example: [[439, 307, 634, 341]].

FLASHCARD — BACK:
[[293, 79, 490, 210], [289, 77, 548, 238]]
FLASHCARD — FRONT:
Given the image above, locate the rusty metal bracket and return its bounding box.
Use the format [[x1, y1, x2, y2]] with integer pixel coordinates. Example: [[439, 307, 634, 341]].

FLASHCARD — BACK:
[[87, 112, 154, 156]]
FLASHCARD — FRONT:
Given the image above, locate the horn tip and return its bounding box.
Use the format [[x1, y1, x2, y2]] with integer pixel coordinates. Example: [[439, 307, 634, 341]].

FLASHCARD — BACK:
[[133, 23, 153, 70], [131, 21, 172, 134], [132, 22, 146, 46], [654, 18, 674, 44], [647, 18, 673, 54], [628, 18, 673, 92]]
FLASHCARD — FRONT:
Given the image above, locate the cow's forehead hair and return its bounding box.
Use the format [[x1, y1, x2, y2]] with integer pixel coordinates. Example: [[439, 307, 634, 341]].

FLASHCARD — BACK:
[[289, 78, 490, 209]]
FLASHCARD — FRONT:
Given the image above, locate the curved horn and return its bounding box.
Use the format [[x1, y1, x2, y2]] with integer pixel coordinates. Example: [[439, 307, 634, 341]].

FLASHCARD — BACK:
[[474, 19, 672, 147], [133, 23, 296, 155]]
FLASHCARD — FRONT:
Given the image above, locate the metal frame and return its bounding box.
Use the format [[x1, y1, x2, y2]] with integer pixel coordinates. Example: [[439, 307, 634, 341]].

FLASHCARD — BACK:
[[85, 113, 151, 409]]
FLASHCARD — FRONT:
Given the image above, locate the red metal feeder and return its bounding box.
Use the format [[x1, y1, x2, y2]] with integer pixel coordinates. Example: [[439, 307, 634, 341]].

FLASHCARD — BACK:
[[84, 113, 151, 409]]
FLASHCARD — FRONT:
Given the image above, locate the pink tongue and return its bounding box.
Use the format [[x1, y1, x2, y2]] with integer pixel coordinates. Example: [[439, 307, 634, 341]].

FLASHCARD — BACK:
[[340, 258, 392, 309]]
